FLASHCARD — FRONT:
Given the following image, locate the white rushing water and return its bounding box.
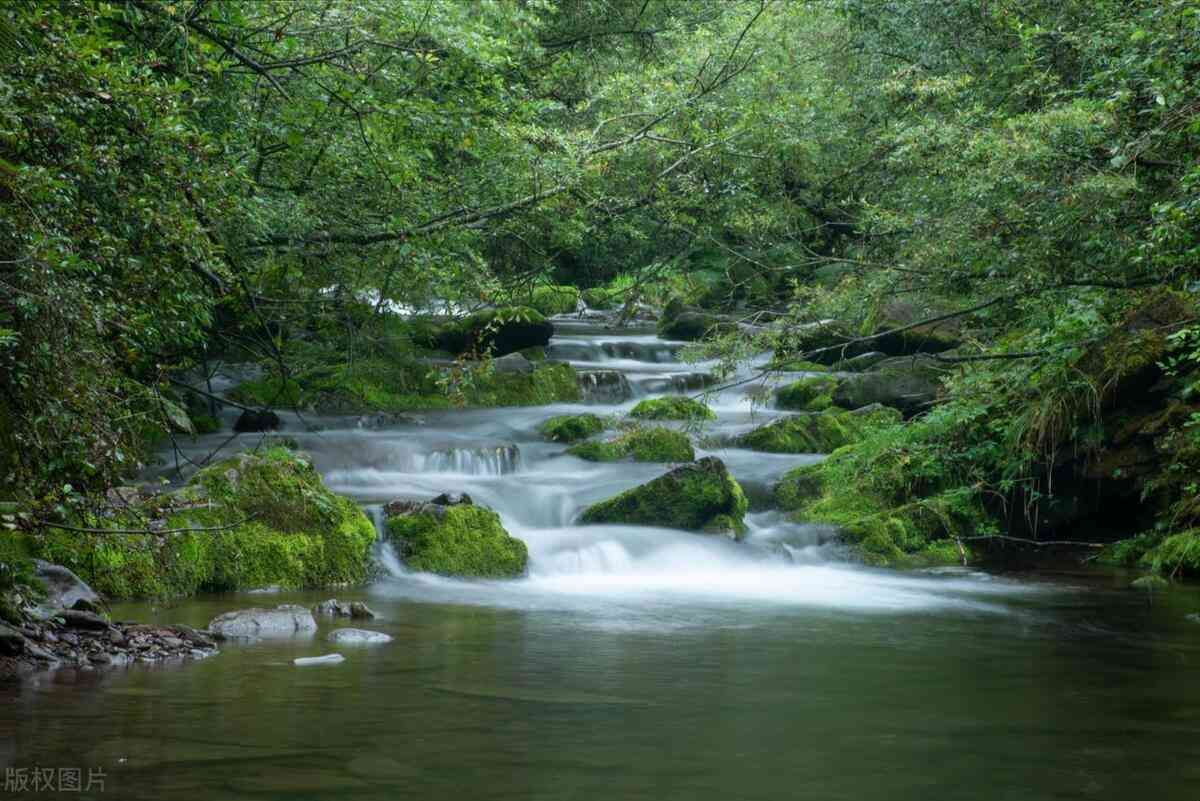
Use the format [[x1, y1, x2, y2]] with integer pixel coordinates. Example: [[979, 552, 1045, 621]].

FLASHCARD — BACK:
[[170, 319, 1043, 623]]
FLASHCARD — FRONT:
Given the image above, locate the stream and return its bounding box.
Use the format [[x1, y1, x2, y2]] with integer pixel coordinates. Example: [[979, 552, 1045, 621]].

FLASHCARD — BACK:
[[3, 321, 1199, 800]]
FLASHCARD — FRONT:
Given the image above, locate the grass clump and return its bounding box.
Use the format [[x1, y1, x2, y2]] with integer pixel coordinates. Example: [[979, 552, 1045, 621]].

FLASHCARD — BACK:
[[629, 396, 716, 421]]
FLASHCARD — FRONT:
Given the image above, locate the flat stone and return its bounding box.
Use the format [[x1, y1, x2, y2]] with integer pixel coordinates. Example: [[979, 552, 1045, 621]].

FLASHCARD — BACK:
[[327, 629, 392, 645], [58, 609, 109, 631], [207, 605, 317, 639], [293, 653, 345, 666]]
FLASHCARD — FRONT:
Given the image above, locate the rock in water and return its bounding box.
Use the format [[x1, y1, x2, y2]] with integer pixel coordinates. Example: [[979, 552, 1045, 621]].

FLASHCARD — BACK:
[[313, 599, 352, 618], [327, 628, 392, 644], [208, 605, 317, 638], [234, 408, 281, 432], [384, 495, 528, 578], [294, 653, 345, 666], [575, 370, 632, 404], [349, 602, 376, 620], [1186, 613, 1199, 624], [579, 457, 748, 538]]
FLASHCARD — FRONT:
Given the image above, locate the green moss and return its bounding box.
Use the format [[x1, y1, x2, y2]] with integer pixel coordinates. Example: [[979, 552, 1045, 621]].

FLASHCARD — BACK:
[[459, 363, 581, 407], [541, 413, 606, 443], [629, 396, 716, 421], [22, 449, 376, 599], [580, 457, 748, 536], [384, 505, 527, 578], [739, 408, 900, 454], [527, 285, 580, 316], [567, 426, 694, 462], [775, 377, 840, 411], [230, 358, 449, 413], [581, 288, 618, 310], [1103, 529, 1200, 577], [774, 360, 830, 372]]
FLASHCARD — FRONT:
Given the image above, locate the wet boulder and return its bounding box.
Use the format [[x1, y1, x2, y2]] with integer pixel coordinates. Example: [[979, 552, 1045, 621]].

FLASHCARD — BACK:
[[207, 604, 318, 639], [384, 495, 528, 578], [738, 407, 900, 454], [579, 457, 748, 538], [832, 356, 942, 418], [576, 370, 633, 404]]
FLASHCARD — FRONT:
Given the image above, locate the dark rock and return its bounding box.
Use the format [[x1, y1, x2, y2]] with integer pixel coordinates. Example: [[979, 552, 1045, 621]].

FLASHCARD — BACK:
[[429, 492, 473, 507], [349, 602, 376, 620], [833, 351, 889, 372], [313, 599, 352, 618], [576, 370, 633, 404], [356, 412, 424, 429], [0, 623, 26, 656], [234, 408, 281, 432], [832, 356, 941, 417], [58, 609, 109, 631]]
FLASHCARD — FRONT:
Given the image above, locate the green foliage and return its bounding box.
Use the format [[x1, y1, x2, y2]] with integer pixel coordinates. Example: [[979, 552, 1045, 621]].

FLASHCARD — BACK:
[[580, 457, 748, 535], [567, 426, 694, 463], [629, 396, 716, 421], [21, 449, 376, 598], [525, 285, 581, 316], [540, 414, 607, 443], [385, 506, 527, 578]]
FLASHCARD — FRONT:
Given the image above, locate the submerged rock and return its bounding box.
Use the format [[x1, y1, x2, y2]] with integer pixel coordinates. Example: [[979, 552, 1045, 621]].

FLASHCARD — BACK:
[[579, 457, 748, 538], [208, 605, 317, 639], [294, 653, 345, 666], [384, 495, 528, 578], [327, 628, 392, 644]]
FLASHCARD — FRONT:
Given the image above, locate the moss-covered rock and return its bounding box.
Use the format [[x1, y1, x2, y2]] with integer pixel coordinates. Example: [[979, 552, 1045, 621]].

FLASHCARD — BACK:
[[540, 413, 606, 443], [19, 449, 376, 599], [384, 498, 527, 578], [433, 307, 553, 357], [526, 285, 580, 316], [739, 407, 900, 454], [775, 377, 839, 411], [629, 396, 716, 421], [774, 450, 986, 567], [579, 457, 748, 537], [581, 288, 618, 310], [458, 363, 581, 407], [567, 426, 694, 463]]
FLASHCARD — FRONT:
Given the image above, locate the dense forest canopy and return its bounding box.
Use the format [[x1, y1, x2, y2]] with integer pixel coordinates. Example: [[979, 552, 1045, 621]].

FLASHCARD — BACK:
[[1, 0, 1199, 574]]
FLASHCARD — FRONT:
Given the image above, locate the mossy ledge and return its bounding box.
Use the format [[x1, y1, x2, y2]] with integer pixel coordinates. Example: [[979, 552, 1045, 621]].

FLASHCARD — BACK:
[[629, 396, 716, 421], [12, 448, 377, 599], [567, 426, 694, 463], [384, 499, 528, 578], [774, 376, 839, 411], [739, 407, 901, 454], [580, 457, 748, 538], [773, 453, 986, 568]]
